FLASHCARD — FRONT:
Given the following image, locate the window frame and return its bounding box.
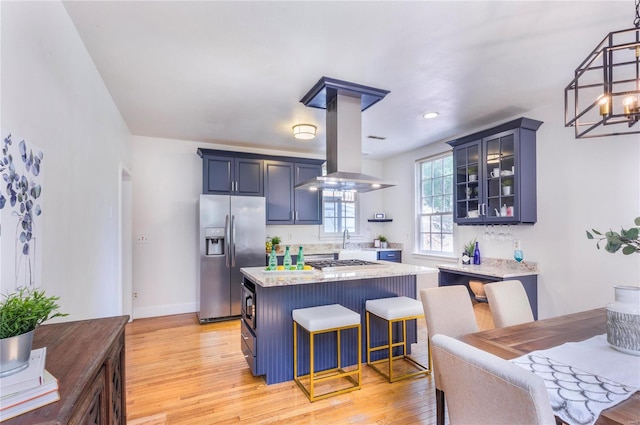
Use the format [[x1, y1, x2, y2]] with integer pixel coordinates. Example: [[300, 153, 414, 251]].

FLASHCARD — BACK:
[[415, 152, 455, 257], [320, 189, 359, 238]]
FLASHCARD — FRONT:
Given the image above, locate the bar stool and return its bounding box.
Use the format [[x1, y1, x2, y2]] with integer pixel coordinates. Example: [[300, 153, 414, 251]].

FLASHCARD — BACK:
[[366, 296, 431, 382], [292, 304, 362, 401]]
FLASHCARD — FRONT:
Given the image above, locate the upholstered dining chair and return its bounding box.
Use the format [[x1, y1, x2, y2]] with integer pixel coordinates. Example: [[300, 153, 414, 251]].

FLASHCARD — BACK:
[[420, 286, 479, 425], [431, 333, 556, 425], [484, 280, 534, 328]]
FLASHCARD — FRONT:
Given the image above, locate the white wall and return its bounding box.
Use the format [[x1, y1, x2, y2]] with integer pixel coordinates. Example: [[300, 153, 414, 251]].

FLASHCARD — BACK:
[[130, 135, 385, 318], [382, 103, 640, 319], [1, 2, 132, 320], [132, 103, 640, 321]]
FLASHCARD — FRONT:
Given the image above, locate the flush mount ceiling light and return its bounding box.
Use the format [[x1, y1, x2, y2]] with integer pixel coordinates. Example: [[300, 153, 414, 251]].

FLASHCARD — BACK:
[[292, 124, 317, 140], [423, 112, 439, 119], [564, 1, 640, 138]]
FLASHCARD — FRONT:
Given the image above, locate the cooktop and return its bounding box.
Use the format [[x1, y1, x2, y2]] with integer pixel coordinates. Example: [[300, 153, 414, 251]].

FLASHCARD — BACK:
[[305, 259, 384, 271]]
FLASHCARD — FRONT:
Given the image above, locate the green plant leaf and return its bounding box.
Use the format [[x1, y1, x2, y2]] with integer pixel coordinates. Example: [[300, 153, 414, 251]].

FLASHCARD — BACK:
[[586, 231, 594, 239], [590, 229, 602, 236], [604, 240, 621, 253], [0, 288, 67, 338], [622, 245, 636, 255], [621, 227, 638, 240]]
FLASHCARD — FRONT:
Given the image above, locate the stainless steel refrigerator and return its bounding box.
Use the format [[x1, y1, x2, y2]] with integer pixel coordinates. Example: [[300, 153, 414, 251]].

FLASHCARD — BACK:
[[198, 195, 265, 323]]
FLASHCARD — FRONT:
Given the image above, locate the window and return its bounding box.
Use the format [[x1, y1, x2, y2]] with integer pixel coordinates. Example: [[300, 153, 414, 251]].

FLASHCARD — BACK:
[[416, 154, 454, 255], [323, 190, 357, 235]]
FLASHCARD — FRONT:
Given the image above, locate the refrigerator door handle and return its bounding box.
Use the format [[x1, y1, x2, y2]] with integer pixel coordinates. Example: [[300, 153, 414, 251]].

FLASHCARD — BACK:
[[231, 214, 236, 267], [225, 214, 230, 268]]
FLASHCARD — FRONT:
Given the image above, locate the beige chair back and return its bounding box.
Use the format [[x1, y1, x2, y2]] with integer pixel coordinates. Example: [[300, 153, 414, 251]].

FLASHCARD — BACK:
[[420, 286, 479, 339], [420, 285, 479, 395], [431, 334, 556, 425], [484, 280, 534, 328]]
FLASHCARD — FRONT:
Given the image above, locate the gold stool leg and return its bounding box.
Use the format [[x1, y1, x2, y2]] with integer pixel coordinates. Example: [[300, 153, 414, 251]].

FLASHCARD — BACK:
[[294, 321, 362, 402], [388, 317, 394, 381], [366, 311, 371, 365], [309, 329, 315, 400], [366, 312, 431, 382]]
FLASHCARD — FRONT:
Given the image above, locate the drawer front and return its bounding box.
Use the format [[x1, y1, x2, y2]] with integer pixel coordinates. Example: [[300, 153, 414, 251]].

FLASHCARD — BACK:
[[241, 338, 257, 375], [378, 250, 401, 262], [240, 318, 256, 356]]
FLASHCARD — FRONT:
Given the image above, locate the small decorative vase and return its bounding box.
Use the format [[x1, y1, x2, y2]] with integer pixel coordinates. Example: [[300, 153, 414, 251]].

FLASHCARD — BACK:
[[381, 242, 388, 249], [0, 329, 35, 377], [606, 285, 640, 356], [502, 186, 512, 196], [462, 252, 471, 265]]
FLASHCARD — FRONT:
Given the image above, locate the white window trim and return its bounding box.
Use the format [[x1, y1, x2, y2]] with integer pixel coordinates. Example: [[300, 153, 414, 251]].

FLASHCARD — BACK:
[[319, 190, 361, 240], [415, 152, 455, 257]]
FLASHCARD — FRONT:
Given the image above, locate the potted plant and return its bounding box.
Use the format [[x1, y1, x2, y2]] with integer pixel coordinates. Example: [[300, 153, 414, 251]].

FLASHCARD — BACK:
[[462, 238, 476, 265], [468, 166, 478, 182], [586, 217, 640, 355], [379, 235, 388, 249], [0, 288, 67, 377], [502, 177, 513, 196], [270, 236, 282, 252]]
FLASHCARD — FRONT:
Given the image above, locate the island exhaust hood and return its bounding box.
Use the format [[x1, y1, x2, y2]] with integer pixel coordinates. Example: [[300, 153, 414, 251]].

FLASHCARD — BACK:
[[295, 77, 396, 193]]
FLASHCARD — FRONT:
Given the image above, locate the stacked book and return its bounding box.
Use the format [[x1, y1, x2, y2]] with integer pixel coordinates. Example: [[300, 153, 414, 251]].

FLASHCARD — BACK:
[[0, 348, 60, 422]]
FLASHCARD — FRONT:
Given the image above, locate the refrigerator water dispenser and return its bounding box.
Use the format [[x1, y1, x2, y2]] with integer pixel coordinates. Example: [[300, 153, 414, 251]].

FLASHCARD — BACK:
[[205, 227, 225, 256]]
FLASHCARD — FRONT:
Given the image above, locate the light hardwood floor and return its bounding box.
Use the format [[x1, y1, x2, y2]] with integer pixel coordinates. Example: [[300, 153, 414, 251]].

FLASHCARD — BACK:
[[125, 313, 437, 425]]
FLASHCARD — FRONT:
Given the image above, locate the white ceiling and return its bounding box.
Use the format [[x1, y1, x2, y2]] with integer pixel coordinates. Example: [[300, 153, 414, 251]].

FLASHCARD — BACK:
[[62, 1, 632, 159]]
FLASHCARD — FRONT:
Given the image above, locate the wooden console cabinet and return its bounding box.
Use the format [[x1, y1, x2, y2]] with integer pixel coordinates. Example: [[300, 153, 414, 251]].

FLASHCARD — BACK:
[[5, 315, 128, 425]]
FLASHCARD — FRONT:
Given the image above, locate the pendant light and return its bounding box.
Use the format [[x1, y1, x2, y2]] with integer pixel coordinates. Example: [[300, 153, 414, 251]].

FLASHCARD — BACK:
[[564, 0, 640, 138]]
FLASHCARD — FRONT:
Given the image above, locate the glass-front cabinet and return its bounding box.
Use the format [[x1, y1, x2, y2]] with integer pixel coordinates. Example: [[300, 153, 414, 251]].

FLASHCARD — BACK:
[[449, 117, 542, 225], [454, 139, 482, 223]]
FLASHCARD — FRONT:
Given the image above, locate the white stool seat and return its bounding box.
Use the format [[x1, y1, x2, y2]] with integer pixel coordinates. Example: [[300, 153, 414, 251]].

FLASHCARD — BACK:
[[366, 296, 431, 382], [366, 296, 423, 320], [293, 304, 360, 332], [292, 303, 362, 401]]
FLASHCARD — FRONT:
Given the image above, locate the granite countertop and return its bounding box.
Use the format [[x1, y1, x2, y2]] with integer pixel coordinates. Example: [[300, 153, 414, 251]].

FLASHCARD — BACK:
[[437, 257, 539, 278], [241, 262, 437, 288]]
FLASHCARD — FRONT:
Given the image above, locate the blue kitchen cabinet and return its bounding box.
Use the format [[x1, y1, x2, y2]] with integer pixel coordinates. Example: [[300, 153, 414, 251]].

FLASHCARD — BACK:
[[198, 149, 263, 196], [448, 117, 542, 225], [198, 149, 323, 225], [294, 162, 323, 225], [378, 250, 401, 263], [264, 159, 323, 225]]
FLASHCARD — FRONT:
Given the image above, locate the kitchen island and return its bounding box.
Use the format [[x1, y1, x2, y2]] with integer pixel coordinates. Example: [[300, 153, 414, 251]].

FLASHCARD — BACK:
[[240, 262, 437, 384]]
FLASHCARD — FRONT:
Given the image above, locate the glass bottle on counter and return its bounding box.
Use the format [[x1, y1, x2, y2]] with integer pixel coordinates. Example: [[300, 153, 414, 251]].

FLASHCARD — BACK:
[[473, 241, 481, 265], [268, 246, 278, 271], [296, 246, 305, 270], [283, 246, 292, 270]]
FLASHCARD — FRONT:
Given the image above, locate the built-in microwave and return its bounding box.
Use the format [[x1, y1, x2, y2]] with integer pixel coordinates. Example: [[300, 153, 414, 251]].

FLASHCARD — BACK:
[[241, 279, 256, 330]]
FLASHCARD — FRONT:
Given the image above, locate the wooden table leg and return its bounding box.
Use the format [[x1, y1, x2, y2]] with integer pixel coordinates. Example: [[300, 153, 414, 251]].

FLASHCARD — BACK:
[[436, 388, 445, 425]]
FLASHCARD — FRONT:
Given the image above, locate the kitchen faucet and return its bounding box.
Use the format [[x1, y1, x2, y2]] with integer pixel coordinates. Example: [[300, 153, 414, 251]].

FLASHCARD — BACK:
[[342, 229, 350, 249]]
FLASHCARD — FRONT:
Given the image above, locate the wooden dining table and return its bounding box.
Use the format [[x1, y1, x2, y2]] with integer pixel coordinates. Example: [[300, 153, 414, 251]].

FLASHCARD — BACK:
[[459, 308, 640, 425]]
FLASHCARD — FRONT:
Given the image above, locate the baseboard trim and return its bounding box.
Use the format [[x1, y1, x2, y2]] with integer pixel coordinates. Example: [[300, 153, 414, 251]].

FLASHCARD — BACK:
[[133, 302, 197, 319]]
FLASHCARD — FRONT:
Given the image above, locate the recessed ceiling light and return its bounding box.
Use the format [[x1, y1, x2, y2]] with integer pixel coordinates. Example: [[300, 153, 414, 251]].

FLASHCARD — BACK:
[[423, 112, 439, 119]]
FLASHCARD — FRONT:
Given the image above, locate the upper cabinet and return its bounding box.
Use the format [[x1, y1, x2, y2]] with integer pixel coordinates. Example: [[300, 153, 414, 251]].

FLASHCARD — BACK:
[[294, 162, 323, 224], [264, 159, 323, 225], [198, 148, 323, 225], [198, 150, 263, 196], [447, 118, 543, 225]]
